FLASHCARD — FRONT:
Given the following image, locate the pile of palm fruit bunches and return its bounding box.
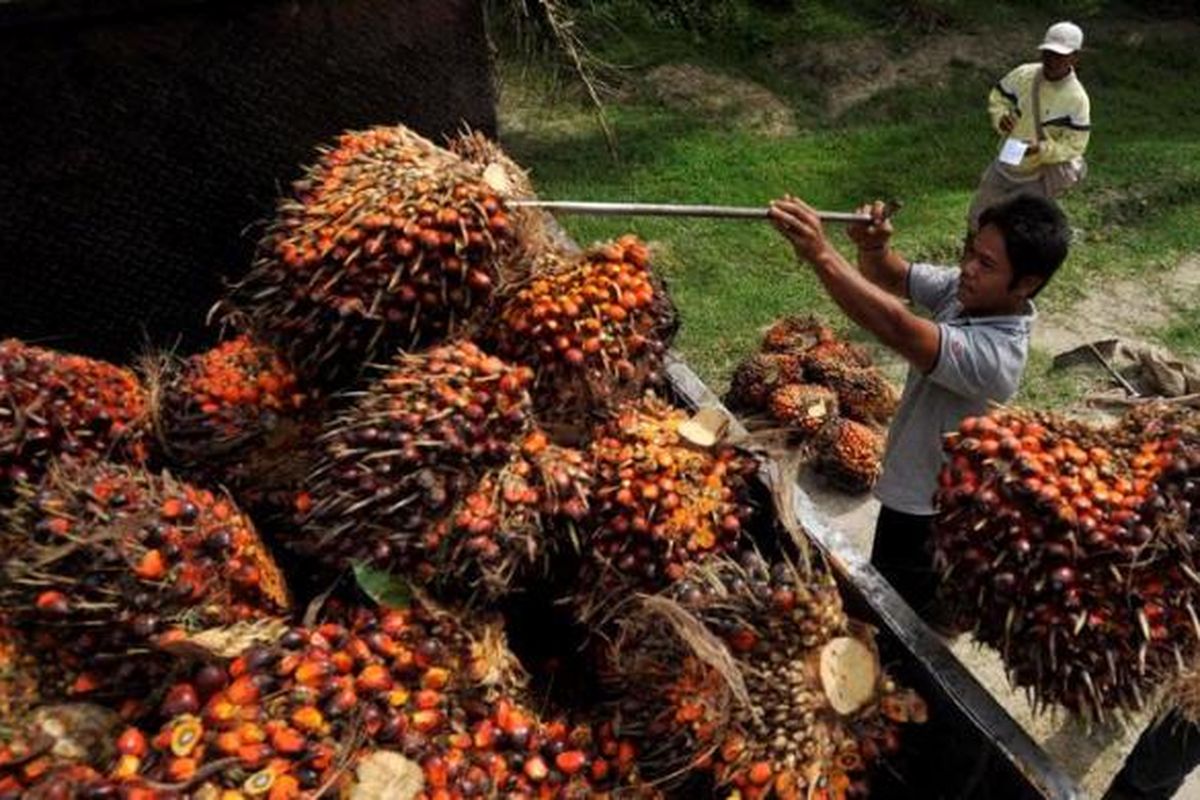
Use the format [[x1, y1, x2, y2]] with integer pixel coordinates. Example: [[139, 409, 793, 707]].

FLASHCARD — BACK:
[[724, 317, 900, 494], [0, 124, 926, 800]]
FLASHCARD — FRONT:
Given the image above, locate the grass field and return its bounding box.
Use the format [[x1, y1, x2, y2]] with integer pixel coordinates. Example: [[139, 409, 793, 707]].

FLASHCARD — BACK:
[[493, 2, 1200, 405]]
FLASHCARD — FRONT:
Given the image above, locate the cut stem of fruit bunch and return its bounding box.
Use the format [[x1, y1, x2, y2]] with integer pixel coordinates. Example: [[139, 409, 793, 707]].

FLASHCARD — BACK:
[[604, 552, 926, 798]]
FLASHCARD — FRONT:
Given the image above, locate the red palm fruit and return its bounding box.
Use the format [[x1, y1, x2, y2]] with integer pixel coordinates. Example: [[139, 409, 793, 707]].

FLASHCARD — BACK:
[[816, 419, 886, 493], [585, 395, 757, 592], [933, 405, 1200, 719], [0, 463, 290, 686], [0, 339, 148, 499], [144, 335, 322, 522], [294, 341, 533, 577], [217, 124, 518, 389], [486, 237, 677, 426]]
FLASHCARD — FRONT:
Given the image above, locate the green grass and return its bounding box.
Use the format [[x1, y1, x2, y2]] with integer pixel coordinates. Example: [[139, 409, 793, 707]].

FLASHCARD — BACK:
[[496, 5, 1200, 406]]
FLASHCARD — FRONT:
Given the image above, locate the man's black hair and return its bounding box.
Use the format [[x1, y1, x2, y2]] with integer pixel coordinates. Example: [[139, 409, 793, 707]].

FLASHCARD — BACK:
[[979, 194, 1071, 298]]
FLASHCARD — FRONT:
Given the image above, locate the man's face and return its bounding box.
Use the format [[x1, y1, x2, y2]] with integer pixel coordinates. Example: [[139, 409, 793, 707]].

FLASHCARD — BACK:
[[958, 225, 1038, 314], [1041, 51, 1077, 80]]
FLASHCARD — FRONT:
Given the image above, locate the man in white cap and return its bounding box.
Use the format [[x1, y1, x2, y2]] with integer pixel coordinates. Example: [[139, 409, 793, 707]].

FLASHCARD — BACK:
[[966, 21, 1091, 230]]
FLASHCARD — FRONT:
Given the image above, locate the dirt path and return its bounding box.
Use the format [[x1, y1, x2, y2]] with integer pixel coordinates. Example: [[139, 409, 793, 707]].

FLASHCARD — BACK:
[[1034, 255, 1200, 356]]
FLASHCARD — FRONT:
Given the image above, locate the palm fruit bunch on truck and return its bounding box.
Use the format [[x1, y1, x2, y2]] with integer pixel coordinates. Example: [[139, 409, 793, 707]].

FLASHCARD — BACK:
[[604, 552, 925, 799], [0, 462, 290, 704], [933, 406, 1200, 719], [0, 339, 149, 501], [724, 316, 896, 494], [584, 395, 757, 591], [486, 237, 678, 426], [145, 334, 321, 523], [428, 430, 593, 598], [220, 124, 518, 388], [294, 341, 550, 597]]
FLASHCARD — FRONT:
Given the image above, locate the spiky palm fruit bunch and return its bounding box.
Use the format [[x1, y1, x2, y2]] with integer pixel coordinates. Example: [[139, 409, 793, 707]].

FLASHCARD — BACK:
[[448, 130, 553, 273], [808, 363, 900, 426], [421, 430, 592, 598], [933, 407, 1200, 719], [0, 463, 290, 677], [487, 237, 678, 425], [724, 353, 806, 413], [586, 395, 757, 589], [0, 339, 148, 500], [606, 553, 924, 797], [147, 334, 311, 463], [146, 334, 321, 519], [816, 420, 886, 494], [221, 124, 517, 388], [296, 341, 534, 576], [761, 315, 835, 354], [800, 339, 873, 375], [768, 384, 840, 437], [87, 602, 655, 799]]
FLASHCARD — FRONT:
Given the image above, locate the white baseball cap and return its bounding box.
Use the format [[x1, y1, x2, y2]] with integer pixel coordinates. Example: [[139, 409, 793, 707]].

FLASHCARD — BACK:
[[1039, 21, 1084, 55]]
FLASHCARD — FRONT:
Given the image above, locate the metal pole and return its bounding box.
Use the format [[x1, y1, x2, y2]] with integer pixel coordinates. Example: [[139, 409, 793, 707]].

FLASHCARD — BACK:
[[508, 199, 874, 224]]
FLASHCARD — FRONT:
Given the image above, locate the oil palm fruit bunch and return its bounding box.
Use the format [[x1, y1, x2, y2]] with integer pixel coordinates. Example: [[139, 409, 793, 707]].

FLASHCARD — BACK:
[[799, 338, 873, 375], [724, 352, 805, 413], [296, 341, 535, 578], [221, 124, 517, 388], [430, 430, 592, 598], [761, 315, 836, 354], [606, 552, 924, 798], [815, 419, 886, 494], [487, 237, 678, 425], [933, 407, 1200, 718], [586, 395, 757, 590], [767, 384, 839, 438], [146, 334, 321, 519], [0, 339, 148, 501], [806, 363, 899, 427], [0, 462, 290, 684], [448, 129, 553, 273]]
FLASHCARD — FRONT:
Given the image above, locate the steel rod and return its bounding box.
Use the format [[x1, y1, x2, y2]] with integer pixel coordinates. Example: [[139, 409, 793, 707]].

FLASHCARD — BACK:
[[509, 199, 873, 224]]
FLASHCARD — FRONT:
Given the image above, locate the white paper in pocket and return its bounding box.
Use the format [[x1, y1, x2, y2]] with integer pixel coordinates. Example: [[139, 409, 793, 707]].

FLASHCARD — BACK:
[[998, 138, 1030, 166]]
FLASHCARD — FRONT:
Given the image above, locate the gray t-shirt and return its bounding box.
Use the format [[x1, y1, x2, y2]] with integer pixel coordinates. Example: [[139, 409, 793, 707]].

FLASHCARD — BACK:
[[874, 262, 1035, 515]]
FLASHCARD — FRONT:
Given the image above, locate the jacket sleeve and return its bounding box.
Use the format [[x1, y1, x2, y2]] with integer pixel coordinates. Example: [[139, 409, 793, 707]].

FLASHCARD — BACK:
[[1039, 93, 1091, 164], [988, 67, 1022, 133]]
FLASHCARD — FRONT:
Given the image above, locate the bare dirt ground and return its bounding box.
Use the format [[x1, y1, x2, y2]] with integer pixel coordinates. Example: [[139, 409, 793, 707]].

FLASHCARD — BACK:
[[1034, 255, 1200, 356], [641, 63, 798, 136]]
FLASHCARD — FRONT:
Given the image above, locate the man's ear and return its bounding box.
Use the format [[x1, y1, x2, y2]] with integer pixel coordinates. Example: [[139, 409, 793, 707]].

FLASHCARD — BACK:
[[1015, 274, 1045, 299]]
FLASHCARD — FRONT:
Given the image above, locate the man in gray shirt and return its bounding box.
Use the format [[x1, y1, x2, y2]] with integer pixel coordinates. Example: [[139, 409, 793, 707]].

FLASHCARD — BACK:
[[768, 193, 1070, 625]]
